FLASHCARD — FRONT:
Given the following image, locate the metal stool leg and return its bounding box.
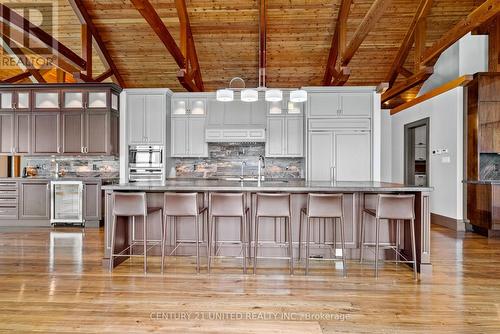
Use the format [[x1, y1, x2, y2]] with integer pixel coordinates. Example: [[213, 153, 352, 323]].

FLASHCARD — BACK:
[[340, 216, 347, 277], [161, 214, 167, 274], [410, 218, 418, 280], [242, 215, 247, 274], [207, 215, 213, 273], [143, 214, 147, 274], [305, 217, 311, 275], [396, 219, 400, 264], [360, 211, 365, 264], [375, 218, 380, 278], [298, 210, 303, 261], [253, 217, 259, 274], [287, 216, 293, 275], [195, 215, 200, 273], [109, 214, 117, 272], [205, 211, 210, 271]]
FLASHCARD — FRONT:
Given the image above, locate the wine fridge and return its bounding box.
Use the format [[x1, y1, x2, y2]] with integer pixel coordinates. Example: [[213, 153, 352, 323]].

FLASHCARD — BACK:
[[50, 181, 84, 226]]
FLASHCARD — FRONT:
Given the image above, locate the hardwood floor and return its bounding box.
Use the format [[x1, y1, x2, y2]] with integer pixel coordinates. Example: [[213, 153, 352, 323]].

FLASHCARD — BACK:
[[0, 225, 499, 333]]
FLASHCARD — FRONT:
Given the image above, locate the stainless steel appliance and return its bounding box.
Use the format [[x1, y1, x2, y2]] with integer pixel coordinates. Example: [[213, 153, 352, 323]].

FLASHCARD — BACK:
[[128, 145, 164, 181], [51, 181, 84, 226]]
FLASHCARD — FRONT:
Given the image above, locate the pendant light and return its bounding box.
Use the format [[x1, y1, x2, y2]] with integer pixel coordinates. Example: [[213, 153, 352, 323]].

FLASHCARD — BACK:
[[216, 89, 234, 102], [290, 89, 307, 102], [265, 89, 282, 102], [241, 89, 259, 102]]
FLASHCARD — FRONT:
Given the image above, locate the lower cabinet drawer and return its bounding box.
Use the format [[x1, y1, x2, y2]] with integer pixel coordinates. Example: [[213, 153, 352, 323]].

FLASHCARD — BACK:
[[308, 118, 371, 130], [0, 189, 18, 197], [0, 197, 18, 205], [0, 206, 18, 219]]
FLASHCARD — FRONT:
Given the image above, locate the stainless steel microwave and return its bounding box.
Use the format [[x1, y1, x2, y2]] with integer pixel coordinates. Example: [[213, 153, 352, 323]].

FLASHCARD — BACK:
[[128, 145, 163, 168]]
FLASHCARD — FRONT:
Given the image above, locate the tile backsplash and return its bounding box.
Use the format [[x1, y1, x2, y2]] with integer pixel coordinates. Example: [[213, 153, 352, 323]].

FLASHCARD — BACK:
[[21, 156, 119, 178], [173, 143, 304, 179], [480, 153, 500, 180]]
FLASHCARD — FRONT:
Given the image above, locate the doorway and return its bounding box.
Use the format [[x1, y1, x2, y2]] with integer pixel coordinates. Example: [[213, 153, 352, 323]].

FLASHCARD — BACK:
[[404, 118, 430, 186]]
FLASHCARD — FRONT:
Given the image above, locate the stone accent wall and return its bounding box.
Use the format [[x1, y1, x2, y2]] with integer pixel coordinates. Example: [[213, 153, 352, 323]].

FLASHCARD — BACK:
[[173, 143, 304, 179], [21, 156, 119, 178]]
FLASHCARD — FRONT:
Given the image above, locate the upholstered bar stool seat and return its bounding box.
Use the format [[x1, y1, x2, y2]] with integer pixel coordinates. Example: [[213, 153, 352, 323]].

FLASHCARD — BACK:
[[299, 193, 346, 276], [360, 194, 417, 279], [208, 193, 250, 273], [162, 193, 208, 273], [253, 193, 293, 275], [109, 192, 162, 273]]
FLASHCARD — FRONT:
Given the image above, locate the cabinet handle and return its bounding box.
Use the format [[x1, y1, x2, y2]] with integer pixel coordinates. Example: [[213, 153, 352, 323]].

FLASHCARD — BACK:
[[81, 147, 84, 154], [330, 166, 336, 181], [46, 183, 50, 191]]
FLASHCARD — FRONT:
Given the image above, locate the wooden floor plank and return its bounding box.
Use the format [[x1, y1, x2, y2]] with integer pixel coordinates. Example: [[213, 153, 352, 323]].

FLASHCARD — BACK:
[[0, 225, 499, 333]]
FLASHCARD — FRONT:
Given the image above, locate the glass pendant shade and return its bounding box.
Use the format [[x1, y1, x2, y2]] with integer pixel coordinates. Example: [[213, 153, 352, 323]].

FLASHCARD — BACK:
[[241, 89, 258, 102], [290, 89, 307, 102], [216, 89, 234, 102], [265, 89, 283, 102]]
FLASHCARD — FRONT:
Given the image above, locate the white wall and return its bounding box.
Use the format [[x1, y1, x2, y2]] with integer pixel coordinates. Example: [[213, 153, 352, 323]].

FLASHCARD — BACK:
[[380, 109, 392, 182], [389, 88, 464, 220]]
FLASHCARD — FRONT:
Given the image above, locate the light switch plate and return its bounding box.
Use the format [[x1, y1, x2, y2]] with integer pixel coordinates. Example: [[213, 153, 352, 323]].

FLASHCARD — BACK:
[[442, 156, 451, 163]]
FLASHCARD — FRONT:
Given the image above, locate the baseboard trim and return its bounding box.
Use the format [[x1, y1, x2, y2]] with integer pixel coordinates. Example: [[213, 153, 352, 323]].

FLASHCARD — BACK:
[[431, 213, 466, 231]]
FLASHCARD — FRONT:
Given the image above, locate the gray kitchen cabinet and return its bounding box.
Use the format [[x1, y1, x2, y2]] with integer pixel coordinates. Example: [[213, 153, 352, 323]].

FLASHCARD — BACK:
[[31, 113, 60, 154], [127, 93, 165, 145], [308, 92, 372, 117], [223, 101, 251, 125], [171, 115, 208, 157], [0, 113, 14, 154], [19, 181, 50, 220], [251, 100, 267, 126], [86, 111, 109, 154], [308, 131, 371, 181], [0, 90, 31, 112], [61, 112, 85, 154], [61, 91, 84, 111], [308, 131, 334, 181], [172, 97, 206, 116], [14, 113, 32, 154], [110, 112, 119, 156], [265, 116, 303, 157], [33, 91, 60, 111], [207, 100, 224, 127], [84, 181, 101, 221], [334, 132, 371, 181], [87, 91, 109, 111]]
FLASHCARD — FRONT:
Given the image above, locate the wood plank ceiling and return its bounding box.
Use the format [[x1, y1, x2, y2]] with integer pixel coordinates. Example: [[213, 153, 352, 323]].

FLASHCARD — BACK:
[[0, 0, 487, 104]]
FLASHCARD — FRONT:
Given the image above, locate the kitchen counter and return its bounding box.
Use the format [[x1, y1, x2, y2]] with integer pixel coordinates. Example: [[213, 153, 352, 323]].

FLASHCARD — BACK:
[[103, 180, 433, 192], [463, 180, 500, 185], [103, 180, 433, 277]]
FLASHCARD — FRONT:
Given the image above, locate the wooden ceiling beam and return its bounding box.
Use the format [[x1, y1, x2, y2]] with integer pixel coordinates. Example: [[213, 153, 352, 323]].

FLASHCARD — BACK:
[[382, 66, 433, 102], [399, 66, 414, 78], [331, 67, 350, 86], [69, 0, 125, 87], [81, 24, 92, 78], [0, 3, 86, 70], [2, 71, 31, 83], [340, 0, 392, 67], [175, 0, 204, 91], [94, 69, 113, 82], [487, 16, 500, 72], [322, 0, 352, 85], [420, 0, 500, 66], [385, 0, 433, 87]]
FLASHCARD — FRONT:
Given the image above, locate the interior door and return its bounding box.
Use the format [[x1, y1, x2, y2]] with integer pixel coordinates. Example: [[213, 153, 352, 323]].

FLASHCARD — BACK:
[[127, 94, 146, 145], [334, 131, 371, 181], [308, 131, 333, 181]]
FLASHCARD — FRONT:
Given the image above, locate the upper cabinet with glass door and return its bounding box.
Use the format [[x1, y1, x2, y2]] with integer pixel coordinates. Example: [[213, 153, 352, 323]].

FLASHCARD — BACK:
[[0, 90, 31, 111], [267, 92, 303, 116], [172, 97, 206, 117], [61, 90, 111, 112], [34, 90, 60, 111]]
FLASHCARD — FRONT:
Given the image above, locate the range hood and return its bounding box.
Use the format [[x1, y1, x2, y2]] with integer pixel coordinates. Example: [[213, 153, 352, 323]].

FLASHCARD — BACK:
[[205, 128, 265, 142]]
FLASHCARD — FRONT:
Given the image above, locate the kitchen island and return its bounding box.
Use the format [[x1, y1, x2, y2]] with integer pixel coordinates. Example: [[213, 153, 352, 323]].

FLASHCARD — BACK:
[[102, 180, 432, 277]]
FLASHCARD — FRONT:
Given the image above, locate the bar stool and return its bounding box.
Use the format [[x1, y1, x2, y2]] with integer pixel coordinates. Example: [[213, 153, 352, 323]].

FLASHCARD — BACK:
[[253, 193, 293, 275], [208, 193, 250, 273], [161, 192, 208, 274], [360, 194, 417, 279], [299, 193, 346, 276], [109, 192, 163, 273]]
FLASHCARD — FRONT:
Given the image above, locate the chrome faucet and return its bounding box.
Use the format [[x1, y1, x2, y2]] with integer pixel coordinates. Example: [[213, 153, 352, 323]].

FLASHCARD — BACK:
[[240, 161, 247, 180], [258, 155, 266, 181]]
